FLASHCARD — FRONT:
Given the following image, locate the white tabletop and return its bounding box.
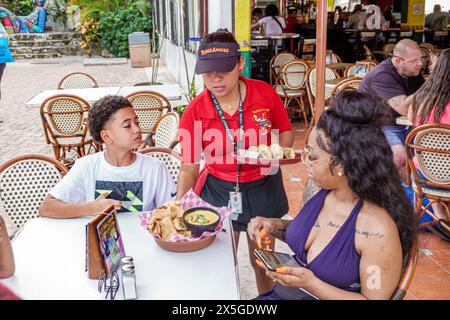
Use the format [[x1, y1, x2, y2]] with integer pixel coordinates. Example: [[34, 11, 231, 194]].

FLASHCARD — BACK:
[[118, 84, 181, 101], [0, 214, 240, 300], [251, 33, 300, 40], [26, 84, 182, 107], [26, 87, 121, 107]]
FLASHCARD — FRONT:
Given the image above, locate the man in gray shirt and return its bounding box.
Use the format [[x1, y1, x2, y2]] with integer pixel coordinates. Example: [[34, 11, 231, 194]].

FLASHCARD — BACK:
[[359, 39, 425, 170], [425, 4, 449, 31]]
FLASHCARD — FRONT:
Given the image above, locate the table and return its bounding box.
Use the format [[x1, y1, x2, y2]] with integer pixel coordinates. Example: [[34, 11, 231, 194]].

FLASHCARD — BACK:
[[0, 214, 240, 300], [251, 33, 300, 55], [26, 84, 182, 108]]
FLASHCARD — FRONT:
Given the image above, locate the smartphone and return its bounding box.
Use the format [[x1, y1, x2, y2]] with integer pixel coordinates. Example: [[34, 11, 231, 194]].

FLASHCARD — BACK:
[[254, 249, 303, 271]]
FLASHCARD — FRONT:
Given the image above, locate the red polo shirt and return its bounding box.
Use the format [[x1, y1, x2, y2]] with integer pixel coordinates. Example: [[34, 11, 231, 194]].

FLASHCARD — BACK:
[[179, 76, 292, 183]]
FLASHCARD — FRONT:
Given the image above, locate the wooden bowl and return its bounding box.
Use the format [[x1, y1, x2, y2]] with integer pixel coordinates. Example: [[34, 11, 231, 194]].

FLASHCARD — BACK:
[[153, 234, 216, 252]]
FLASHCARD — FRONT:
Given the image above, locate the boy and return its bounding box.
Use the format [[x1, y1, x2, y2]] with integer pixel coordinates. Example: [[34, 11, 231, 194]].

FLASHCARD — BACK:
[[39, 95, 175, 218]]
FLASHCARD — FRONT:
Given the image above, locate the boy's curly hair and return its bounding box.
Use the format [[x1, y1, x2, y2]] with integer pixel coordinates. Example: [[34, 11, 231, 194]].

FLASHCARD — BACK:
[[88, 95, 132, 144]]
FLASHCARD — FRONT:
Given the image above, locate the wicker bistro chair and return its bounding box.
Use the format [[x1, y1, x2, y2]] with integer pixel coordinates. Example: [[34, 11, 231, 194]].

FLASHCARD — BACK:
[[40, 94, 95, 166], [331, 77, 363, 96], [420, 43, 435, 53], [391, 240, 419, 300], [305, 66, 339, 124], [344, 60, 378, 77], [405, 124, 450, 232], [269, 52, 297, 86], [275, 59, 310, 125], [57, 72, 98, 89], [125, 91, 172, 142], [0, 155, 68, 232], [143, 112, 180, 149], [139, 147, 181, 186]]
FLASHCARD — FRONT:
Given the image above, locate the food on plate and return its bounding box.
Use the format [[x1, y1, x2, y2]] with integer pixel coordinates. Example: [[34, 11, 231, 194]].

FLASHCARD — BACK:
[[248, 146, 259, 153], [283, 147, 296, 159], [258, 144, 273, 159], [238, 145, 299, 161], [184, 210, 219, 225], [183, 207, 220, 235], [270, 144, 284, 159], [147, 201, 191, 240]]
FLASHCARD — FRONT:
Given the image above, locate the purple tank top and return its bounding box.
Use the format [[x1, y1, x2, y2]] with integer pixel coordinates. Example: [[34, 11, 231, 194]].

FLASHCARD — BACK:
[[285, 188, 362, 292]]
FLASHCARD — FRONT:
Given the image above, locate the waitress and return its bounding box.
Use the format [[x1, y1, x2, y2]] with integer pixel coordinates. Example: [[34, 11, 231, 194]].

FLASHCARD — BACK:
[[177, 30, 294, 293]]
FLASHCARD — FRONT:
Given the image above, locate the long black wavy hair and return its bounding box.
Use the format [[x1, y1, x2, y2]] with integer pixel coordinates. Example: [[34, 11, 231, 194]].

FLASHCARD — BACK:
[[316, 91, 418, 255]]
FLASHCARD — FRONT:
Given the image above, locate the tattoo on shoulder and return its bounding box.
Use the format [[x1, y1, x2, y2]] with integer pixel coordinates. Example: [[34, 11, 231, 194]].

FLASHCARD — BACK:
[[313, 219, 320, 228], [327, 220, 384, 239]]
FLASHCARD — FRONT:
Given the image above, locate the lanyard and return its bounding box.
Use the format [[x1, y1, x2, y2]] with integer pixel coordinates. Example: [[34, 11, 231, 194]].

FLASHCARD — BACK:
[[210, 85, 243, 192]]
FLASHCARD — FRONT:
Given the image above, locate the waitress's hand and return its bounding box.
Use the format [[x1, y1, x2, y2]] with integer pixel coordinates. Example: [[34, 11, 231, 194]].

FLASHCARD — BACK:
[[266, 266, 318, 290], [247, 217, 277, 249]]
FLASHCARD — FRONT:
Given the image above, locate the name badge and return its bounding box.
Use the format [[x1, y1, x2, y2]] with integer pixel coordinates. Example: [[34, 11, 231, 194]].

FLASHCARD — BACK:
[[229, 191, 243, 221]]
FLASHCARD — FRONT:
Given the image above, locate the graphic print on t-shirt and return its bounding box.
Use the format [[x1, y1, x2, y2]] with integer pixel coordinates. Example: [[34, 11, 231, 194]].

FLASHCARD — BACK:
[[95, 181, 143, 213], [252, 108, 272, 133]]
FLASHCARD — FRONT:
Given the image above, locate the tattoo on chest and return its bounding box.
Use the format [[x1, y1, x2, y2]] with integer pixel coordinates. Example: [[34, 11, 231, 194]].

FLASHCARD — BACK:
[[326, 221, 384, 239]]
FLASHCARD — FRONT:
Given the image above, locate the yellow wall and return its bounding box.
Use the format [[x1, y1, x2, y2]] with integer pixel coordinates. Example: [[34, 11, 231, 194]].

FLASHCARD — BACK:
[[405, 0, 425, 27], [235, 0, 251, 77]]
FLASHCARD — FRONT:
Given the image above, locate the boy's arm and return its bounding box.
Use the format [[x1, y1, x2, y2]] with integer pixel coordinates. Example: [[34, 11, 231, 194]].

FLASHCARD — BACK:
[[153, 162, 178, 207], [39, 193, 122, 219], [0, 216, 15, 278], [38, 157, 121, 218]]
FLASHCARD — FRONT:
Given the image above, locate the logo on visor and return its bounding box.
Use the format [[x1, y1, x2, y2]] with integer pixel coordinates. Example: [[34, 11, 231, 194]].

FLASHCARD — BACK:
[[252, 109, 272, 133], [200, 47, 230, 56]]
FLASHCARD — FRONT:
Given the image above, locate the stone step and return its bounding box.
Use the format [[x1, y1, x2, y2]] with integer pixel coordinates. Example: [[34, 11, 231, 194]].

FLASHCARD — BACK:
[[9, 32, 83, 59], [12, 53, 61, 60], [10, 32, 81, 41], [9, 39, 75, 47], [10, 45, 77, 55]]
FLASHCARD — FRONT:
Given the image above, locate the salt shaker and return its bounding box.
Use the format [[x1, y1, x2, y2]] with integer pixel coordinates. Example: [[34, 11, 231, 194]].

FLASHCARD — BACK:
[[121, 263, 137, 300], [120, 256, 134, 266]]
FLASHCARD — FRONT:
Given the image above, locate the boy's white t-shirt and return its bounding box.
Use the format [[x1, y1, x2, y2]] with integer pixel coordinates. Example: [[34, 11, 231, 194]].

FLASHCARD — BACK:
[[258, 16, 286, 36], [49, 152, 176, 213]]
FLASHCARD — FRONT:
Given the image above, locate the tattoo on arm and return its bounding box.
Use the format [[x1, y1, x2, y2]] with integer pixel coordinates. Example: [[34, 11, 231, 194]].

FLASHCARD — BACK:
[[271, 226, 287, 241], [313, 219, 320, 228]]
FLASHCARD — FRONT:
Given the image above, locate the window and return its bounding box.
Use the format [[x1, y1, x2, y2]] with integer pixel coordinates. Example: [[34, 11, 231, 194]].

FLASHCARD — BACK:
[[183, 0, 201, 53], [169, 0, 180, 45]]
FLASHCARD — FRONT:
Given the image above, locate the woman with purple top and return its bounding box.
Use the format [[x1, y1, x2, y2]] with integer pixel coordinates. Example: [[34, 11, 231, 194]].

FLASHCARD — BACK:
[[248, 91, 418, 300]]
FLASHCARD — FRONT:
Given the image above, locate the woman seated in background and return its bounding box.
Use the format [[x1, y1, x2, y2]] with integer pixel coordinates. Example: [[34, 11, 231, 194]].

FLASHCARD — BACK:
[[248, 91, 418, 300], [251, 4, 286, 36], [404, 48, 450, 237], [251, 8, 263, 25]]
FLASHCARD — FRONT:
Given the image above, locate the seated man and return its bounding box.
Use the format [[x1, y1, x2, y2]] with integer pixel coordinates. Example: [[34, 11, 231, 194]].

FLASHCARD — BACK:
[[359, 39, 424, 169], [39, 95, 175, 218]]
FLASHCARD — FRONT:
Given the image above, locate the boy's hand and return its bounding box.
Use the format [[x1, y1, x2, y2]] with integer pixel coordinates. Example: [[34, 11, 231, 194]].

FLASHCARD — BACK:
[[93, 193, 123, 213]]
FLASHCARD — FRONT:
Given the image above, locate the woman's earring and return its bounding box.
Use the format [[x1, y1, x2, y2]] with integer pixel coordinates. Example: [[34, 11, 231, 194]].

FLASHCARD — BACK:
[[337, 171, 344, 177]]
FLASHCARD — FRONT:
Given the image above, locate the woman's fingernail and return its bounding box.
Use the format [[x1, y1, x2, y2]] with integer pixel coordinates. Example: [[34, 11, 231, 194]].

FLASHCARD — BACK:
[[276, 267, 286, 273]]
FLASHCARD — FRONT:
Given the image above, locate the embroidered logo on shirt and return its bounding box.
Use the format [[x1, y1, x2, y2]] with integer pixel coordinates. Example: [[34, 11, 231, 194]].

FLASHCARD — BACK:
[[252, 108, 272, 133]]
